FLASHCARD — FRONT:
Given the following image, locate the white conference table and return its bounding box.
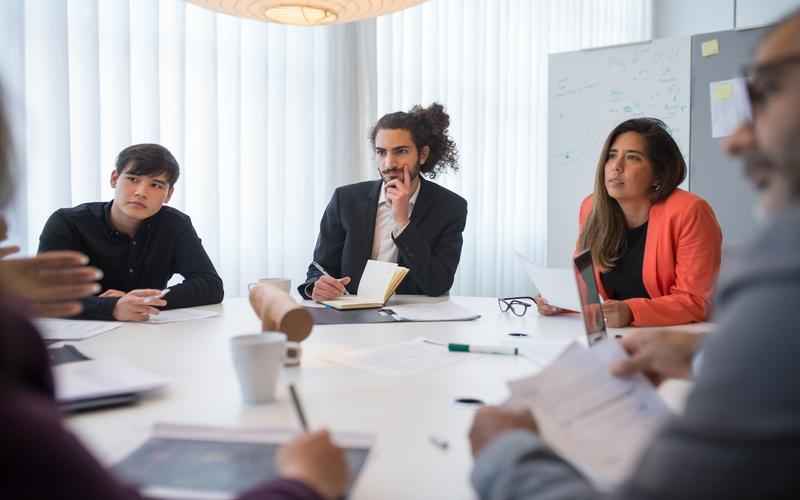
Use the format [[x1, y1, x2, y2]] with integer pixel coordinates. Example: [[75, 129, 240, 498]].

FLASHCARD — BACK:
[[66, 295, 707, 500]]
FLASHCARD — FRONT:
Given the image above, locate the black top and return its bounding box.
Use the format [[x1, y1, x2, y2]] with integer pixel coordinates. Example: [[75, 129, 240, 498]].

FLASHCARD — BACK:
[[298, 177, 468, 299], [38, 202, 224, 320], [600, 222, 650, 300]]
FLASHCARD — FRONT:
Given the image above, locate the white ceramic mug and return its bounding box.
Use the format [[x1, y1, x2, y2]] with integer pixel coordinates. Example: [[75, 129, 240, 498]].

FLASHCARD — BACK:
[[248, 278, 291, 294], [231, 332, 290, 404]]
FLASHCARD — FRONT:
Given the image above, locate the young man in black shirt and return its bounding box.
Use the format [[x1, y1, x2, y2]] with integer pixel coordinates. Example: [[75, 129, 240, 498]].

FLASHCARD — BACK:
[[38, 144, 223, 321]]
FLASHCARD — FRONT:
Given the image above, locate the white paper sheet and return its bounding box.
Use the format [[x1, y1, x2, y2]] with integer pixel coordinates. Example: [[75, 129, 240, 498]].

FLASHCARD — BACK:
[[321, 337, 466, 376], [516, 252, 580, 312], [508, 339, 670, 488], [147, 308, 219, 324], [34, 318, 122, 340], [710, 77, 751, 138], [384, 302, 481, 322], [54, 357, 168, 403]]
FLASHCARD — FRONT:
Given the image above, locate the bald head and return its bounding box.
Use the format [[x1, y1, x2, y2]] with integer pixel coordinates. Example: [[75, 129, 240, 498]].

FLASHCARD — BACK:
[[758, 8, 800, 64]]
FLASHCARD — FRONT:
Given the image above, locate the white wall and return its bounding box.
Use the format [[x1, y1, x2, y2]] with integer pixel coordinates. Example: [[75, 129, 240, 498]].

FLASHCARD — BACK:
[[653, 0, 799, 37]]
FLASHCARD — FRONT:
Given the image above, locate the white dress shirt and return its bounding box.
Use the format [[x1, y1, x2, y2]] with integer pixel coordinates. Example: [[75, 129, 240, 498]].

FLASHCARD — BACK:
[[371, 180, 421, 263]]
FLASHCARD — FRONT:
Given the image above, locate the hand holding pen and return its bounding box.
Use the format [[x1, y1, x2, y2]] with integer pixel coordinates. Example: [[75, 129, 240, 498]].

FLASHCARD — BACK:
[[310, 261, 352, 301], [279, 384, 350, 499]]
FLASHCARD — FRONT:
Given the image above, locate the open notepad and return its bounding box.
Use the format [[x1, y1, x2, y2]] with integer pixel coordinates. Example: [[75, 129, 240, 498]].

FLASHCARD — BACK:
[[321, 259, 409, 310]]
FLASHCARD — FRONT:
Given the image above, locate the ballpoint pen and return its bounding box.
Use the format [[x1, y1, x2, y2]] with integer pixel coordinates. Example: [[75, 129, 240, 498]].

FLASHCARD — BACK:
[[311, 261, 352, 296], [288, 384, 309, 432]]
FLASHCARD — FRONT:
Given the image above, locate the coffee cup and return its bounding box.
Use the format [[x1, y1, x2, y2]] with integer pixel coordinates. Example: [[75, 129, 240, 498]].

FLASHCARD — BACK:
[[230, 332, 297, 404]]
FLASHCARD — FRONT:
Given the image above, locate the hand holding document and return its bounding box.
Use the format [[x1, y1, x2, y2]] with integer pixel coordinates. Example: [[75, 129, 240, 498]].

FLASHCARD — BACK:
[[516, 252, 580, 312], [507, 339, 670, 488]]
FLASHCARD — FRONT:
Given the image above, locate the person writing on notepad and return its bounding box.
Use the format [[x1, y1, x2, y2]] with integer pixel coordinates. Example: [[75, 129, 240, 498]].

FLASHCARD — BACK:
[[469, 10, 800, 499], [299, 103, 467, 301], [38, 144, 224, 321], [0, 85, 350, 500], [538, 118, 722, 327]]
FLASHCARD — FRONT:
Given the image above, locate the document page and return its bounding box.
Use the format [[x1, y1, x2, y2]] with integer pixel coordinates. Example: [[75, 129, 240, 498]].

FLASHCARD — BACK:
[[384, 301, 481, 322], [147, 308, 219, 324], [508, 339, 670, 487], [321, 337, 466, 376], [34, 318, 122, 340], [54, 357, 168, 403], [516, 252, 581, 312]]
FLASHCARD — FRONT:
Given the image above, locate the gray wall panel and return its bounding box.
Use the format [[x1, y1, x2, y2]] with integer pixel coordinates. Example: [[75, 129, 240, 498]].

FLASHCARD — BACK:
[[689, 27, 767, 247]]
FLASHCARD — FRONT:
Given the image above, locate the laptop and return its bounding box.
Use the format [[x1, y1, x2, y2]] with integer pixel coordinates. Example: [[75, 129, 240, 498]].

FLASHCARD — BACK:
[[573, 249, 608, 346]]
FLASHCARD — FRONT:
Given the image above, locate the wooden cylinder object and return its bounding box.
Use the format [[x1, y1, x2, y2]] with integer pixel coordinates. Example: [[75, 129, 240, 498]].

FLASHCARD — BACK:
[[248, 283, 313, 342]]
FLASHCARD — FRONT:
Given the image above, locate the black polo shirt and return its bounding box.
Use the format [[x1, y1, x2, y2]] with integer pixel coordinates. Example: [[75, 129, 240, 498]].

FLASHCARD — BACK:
[[38, 201, 223, 320]]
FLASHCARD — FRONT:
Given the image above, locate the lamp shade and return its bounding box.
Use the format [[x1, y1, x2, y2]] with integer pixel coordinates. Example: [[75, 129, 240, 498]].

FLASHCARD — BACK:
[[187, 0, 430, 26]]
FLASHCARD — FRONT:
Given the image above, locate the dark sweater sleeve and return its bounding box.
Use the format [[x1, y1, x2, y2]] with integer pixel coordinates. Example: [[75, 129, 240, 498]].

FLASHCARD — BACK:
[[0, 386, 325, 500], [0, 302, 324, 500], [164, 216, 224, 309], [392, 197, 467, 296], [37, 210, 120, 320]]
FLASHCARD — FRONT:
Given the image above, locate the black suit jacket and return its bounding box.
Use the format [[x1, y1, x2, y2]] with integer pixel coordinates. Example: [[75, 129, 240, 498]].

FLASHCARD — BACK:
[[299, 178, 467, 298]]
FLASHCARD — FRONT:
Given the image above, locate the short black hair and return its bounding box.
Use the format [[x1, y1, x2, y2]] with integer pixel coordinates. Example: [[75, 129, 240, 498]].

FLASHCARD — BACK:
[[115, 144, 180, 186], [369, 102, 459, 179]]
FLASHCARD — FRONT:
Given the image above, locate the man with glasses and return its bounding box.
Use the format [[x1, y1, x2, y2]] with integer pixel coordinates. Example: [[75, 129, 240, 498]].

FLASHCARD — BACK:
[[468, 9, 800, 500]]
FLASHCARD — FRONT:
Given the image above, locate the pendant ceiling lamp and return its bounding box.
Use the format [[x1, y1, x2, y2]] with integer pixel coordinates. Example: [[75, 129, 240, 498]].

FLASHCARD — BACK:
[[187, 1, 429, 26]]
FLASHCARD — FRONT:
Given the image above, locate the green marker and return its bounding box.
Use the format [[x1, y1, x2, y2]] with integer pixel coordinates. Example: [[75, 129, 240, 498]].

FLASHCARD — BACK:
[[448, 343, 519, 356]]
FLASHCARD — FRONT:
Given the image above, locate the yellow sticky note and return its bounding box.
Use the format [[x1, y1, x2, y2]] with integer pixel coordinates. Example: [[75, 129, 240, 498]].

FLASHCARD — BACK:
[[714, 82, 733, 101], [702, 39, 720, 57]]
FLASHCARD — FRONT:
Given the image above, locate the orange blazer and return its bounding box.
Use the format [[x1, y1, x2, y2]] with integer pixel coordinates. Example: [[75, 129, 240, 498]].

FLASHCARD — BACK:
[[578, 189, 723, 326]]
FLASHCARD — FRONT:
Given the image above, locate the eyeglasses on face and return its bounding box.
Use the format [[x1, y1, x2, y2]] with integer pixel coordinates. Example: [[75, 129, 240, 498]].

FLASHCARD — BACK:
[[742, 53, 800, 113], [497, 296, 537, 316]]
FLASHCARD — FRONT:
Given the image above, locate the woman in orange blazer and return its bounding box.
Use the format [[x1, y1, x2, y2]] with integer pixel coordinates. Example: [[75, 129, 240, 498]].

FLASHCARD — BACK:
[[539, 118, 722, 327]]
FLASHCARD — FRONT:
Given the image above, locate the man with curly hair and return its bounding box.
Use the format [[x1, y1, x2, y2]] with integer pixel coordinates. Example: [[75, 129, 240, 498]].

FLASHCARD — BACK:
[[299, 103, 467, 300]]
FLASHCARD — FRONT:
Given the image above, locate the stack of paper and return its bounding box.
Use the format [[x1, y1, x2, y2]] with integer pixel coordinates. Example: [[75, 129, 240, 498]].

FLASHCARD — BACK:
[[34, 318, 122, 341], [54, 357, 168, 411], [508, 339, 670, 487]]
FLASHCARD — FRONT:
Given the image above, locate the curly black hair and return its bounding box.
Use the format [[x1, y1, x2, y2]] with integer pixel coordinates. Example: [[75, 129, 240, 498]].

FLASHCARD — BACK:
[[369, 102, 460, 179]]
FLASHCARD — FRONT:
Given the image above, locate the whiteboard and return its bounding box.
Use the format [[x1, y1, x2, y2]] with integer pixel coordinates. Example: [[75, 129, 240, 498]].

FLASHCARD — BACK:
[[547, 37, 691, 267]]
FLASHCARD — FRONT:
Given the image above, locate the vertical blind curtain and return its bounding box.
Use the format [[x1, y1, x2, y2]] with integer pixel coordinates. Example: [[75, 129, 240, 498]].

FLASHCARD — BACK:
[[0, 0, 650, 298]]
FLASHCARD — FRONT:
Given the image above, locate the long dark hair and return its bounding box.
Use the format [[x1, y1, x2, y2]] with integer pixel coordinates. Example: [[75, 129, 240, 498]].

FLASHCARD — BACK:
[[369, 102, 459, 179], [579, 118, 686, 269]]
